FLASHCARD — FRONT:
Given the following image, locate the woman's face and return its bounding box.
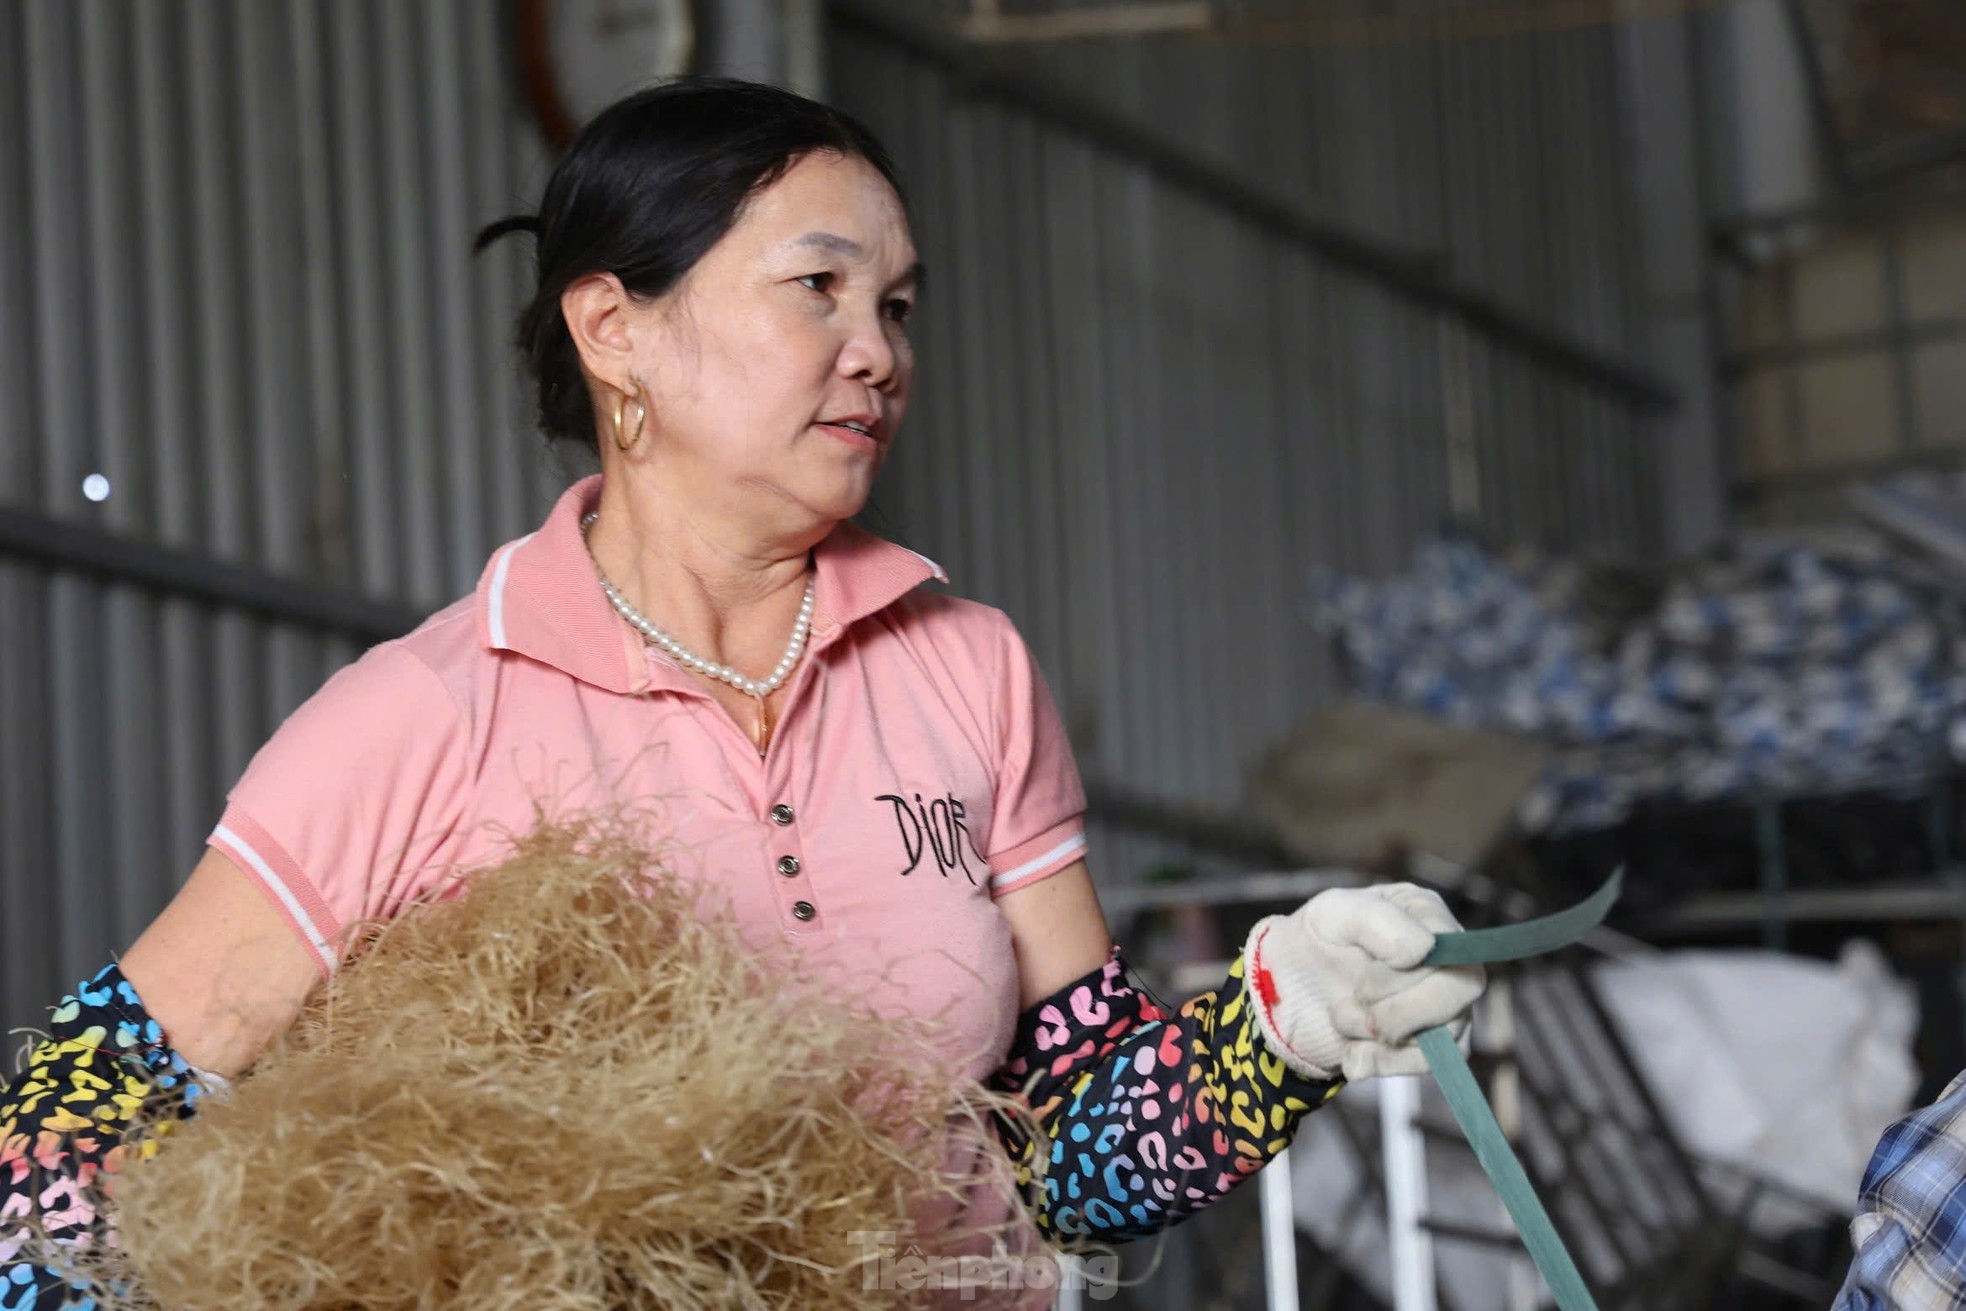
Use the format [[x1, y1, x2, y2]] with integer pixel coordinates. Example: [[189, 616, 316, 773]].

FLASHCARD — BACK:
[[629, 150, 919, 533]]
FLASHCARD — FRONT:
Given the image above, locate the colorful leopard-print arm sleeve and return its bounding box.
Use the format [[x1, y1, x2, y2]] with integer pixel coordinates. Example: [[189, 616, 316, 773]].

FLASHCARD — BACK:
[[990, 949, 1341, 1241], [2, 964, 207, 1305]]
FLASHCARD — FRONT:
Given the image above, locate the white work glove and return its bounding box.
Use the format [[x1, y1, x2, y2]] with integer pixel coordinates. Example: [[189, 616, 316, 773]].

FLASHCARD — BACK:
[[1244, 883, 1485, 1083]]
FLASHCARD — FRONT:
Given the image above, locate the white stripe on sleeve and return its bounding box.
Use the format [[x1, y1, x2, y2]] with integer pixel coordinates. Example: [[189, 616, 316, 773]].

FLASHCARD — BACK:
[[988, 832, 1088, 893], [210, 823, 339, 974]]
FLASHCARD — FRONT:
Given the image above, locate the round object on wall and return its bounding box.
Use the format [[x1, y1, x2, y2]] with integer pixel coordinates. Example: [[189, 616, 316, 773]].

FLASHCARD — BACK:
[[519, 0, 695, 149]]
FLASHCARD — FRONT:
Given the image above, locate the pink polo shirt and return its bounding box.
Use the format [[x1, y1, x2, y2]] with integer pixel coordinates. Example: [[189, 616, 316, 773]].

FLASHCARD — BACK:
[[208, 474, 1089, 1091]]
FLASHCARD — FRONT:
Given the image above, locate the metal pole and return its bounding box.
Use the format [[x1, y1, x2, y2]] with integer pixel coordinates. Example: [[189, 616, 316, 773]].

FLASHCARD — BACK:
[[1755, 798, 1789, 952], [783, 0, 826, 98], [1260, 1146, 1301, 1311], [1054, 1253, 1084, 1311], [1486, 978, 1540, 1311], [1381, 1076, 1439, 1311], [704, 0, 786, 83]]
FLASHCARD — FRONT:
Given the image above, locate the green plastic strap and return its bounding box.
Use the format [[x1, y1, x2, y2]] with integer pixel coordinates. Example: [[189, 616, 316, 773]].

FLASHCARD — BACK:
[[1415, 1029, 1597, 1309], [1410, 870, 1623, 1311], [1421, 869, 1623, 968]]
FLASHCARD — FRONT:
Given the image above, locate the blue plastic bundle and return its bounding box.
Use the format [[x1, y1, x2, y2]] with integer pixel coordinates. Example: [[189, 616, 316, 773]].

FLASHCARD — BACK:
[[1318, 536, 1966, 835]]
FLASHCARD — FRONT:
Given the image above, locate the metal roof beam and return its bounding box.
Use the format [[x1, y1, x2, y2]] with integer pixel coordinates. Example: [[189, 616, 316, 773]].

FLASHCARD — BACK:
[[0, 504, 423, 643], [959, 1, 1212, 43]]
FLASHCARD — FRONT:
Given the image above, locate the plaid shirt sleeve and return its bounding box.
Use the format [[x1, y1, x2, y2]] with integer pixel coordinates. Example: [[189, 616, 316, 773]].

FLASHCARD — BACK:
[[1838, 1072, 1966, 1309]]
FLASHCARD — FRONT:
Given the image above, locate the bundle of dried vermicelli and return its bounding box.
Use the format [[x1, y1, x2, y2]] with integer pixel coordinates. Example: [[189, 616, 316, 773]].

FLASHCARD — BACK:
[[44, 818, 1033, 1310]]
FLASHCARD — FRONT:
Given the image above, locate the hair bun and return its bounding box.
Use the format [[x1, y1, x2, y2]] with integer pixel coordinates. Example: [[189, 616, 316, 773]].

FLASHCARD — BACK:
[[474, 214, 542, 253]]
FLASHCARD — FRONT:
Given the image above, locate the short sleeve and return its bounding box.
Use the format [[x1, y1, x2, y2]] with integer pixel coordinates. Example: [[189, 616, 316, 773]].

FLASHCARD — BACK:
[[983, 613, 1088, 898], [206, 642, 471, 975]]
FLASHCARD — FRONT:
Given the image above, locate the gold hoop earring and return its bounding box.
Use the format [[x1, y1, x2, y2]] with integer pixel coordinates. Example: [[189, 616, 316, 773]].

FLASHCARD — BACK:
[[611, 382, 647, 453]]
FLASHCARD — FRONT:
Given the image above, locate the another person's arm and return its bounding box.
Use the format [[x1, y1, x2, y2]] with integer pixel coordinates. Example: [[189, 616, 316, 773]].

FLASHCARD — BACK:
[[1836, 1074, 1966, 1310]]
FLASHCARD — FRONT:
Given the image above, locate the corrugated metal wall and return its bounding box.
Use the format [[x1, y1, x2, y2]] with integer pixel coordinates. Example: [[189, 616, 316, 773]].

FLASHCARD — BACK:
[[1, 1, 1664, 1032], [827, 17, 1662, 882], [0, 0, 554, 1029]]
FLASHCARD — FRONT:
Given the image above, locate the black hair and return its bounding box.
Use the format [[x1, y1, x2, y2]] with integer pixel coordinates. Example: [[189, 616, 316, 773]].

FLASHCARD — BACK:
[[477, 78, 906, 451]]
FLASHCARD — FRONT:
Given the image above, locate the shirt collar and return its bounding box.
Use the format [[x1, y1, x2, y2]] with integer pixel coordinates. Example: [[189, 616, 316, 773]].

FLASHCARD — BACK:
[[476, 475, 949, 694]]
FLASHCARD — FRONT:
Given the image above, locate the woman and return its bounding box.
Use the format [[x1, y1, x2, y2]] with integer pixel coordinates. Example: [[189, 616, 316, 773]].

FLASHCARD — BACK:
[[2, 79, 1482, 1301]]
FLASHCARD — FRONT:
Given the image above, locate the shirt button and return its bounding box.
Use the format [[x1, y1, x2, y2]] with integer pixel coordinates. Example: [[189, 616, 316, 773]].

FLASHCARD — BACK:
[[777, 855, 801, 877], [791, 900, 816, 921], [770, 803, 795, 826]]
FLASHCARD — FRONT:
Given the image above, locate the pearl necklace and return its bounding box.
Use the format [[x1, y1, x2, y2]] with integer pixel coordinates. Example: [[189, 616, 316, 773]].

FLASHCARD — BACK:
[[581, 512, 814, 749]]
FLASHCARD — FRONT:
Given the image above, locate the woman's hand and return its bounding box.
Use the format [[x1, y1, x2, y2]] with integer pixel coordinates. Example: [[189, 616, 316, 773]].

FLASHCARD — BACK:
[[1244, 884, 1485, 1083]]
